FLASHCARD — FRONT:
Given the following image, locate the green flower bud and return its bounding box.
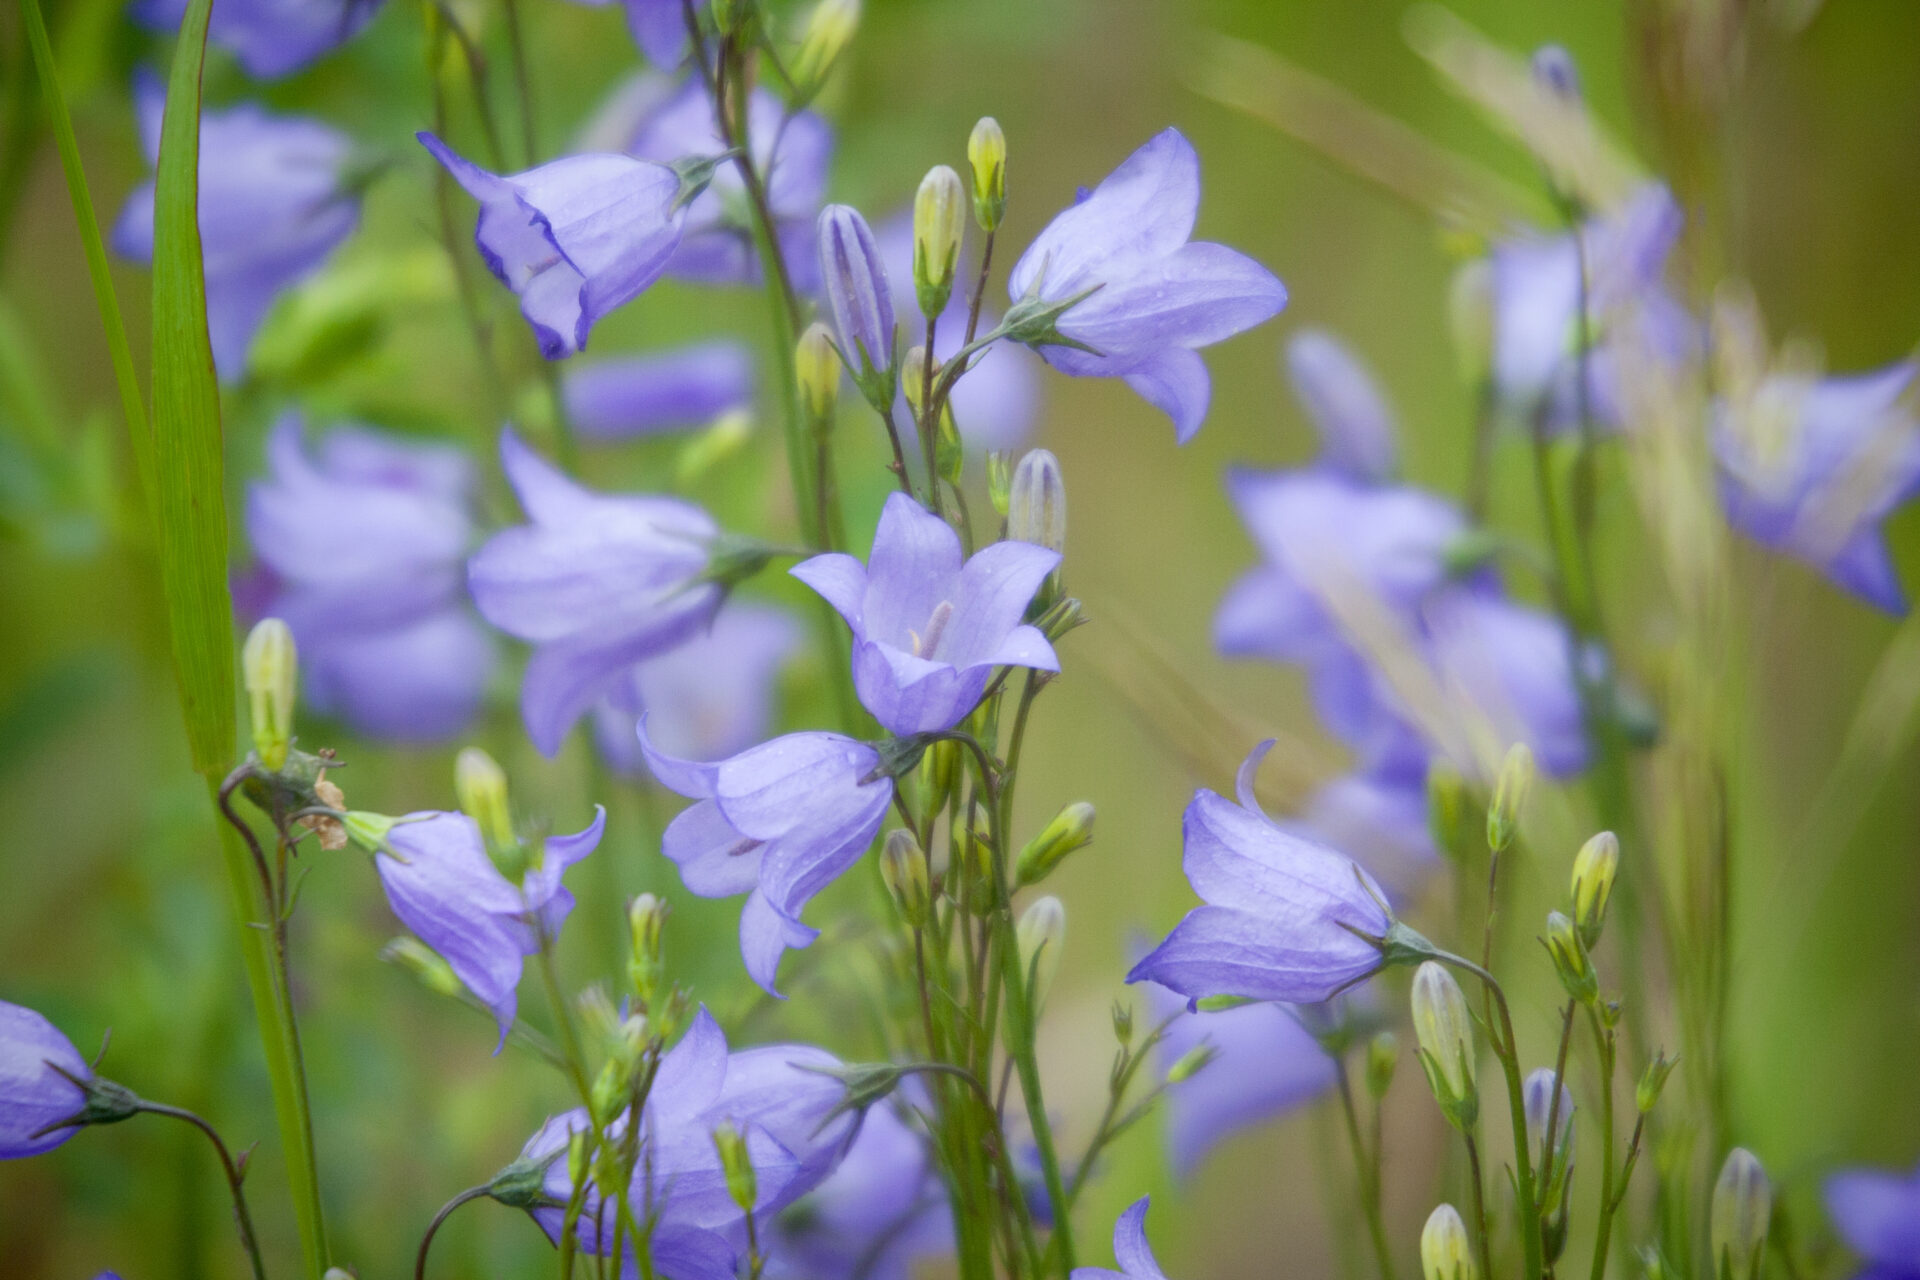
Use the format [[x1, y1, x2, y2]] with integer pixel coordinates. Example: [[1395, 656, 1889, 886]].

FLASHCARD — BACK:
[[1366, 1031, 1399, 1100], [381, 936, 463, 999], [1421, 1204, 1477, 1280], [1166, 1041, 1217, 1084], [1711, 1148, 1771, 1280], [628, 893, 670, 1009], [566, 1128, 591, 1193], [793, 0, 859, 92], [967, 117, 1007, 231], [1486, 742, 1535, 853], [903, 345, 933, 420], [1571, 830, 1619, 949], [1016, 801, 1095, 886], [1637, 1049, 1678, 1115], [796, 321, 840, 419], [1545, 910, 1598, 1005], [1112, 1000, 1135, 1047], [1007, 448, 1067, 555], [987, 450, 1014, 518], [242, 617, 298, 772], [1411, 961, 1477, 1130], [454, 747, 516, 865], [880, 829, 931, 928], [935, 401, 963, 488], [712, 1120, 758, 1215], [913, 165, 965, 319], [1015, 895, 1066, 1013]]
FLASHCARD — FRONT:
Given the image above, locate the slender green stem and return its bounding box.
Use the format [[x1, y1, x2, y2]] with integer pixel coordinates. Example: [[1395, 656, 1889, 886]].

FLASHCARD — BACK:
[[138, 1101, 269, 1280], [1587, 1010, 1619, 1280], [1537, 1000, 1578, 1211], [1463, 1131, 1496, 1280], [500, 0, 538, 165], [1335, 1060, 1398, 1280], [917, 317, 945, 515], [533, 939, 594, 1105], [416, 1185, 490, 1280]]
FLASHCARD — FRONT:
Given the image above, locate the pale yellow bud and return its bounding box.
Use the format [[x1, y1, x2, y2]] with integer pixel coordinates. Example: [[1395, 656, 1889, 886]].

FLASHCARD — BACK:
[[242, 617, 298, 771]]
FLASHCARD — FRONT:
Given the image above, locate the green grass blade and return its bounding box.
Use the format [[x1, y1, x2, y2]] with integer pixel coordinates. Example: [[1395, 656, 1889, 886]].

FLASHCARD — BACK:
[[19, 0, 156, 514]]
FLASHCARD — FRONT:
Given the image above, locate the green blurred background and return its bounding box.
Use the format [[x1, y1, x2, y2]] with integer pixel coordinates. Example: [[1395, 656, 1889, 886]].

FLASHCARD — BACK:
[[4, 0, 1920, 1275]]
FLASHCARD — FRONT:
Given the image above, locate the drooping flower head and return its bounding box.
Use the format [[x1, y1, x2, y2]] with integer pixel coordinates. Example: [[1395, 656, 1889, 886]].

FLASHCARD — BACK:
[[469, 429, 726, 755], [792, 492, 1059, 735], [1128, 741, 1394, 1006], [642, 728, 893, 995], [372, 807, 605, 1046], [0, 1000, 92, 1160], [113, 73, 360, 380], [562, 340, 755, 441], [1825, 1161, 1920, 1280], [131, 0, 383, 79], [419, 133, 686, 359], [1007, 128, 1288, 442], [1072, 1198, 1173, 1280], [245, 415, 496, 741]]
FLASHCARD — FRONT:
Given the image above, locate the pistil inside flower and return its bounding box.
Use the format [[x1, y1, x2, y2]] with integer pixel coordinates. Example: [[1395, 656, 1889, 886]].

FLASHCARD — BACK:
[[908, 599, 955, 659]]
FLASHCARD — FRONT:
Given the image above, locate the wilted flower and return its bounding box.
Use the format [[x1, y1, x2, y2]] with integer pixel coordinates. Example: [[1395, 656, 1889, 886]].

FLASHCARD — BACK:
[[468, 428, 726, 755], [1824, 1161, 1920, 1279], [1073, 1197, 1173, 1280], [1287, 329, 1398, 483], [1006, 128, 1288, 442], [419, 133, 686, 359], [792, 492, 1060, 735], [131, 0, 381, 80], [1715, 359, 1920, 613], [562, 341, 755, 440], [113, 73, 360, 380], [0, 1000, 92, 1159], [371, 807, 606, 1046], [1128, 741, 1394, 1005], [641, 728, 894, 994], [245, 415, 496, 741]]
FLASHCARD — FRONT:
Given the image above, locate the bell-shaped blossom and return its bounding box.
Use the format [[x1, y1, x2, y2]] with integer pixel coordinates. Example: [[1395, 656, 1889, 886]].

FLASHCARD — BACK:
[[469, 429, 724, 755], [419, 133, 685, 359], [765, 1096, 951, 1280], [592, 602, 800, 774], [1286, 329, 1397, 483], [1129, 741, 1392, 1005], [1007, 128, 1287, 442], [1142, 979, 1336, 1176], [375, 808, 604, 1045], [113, 73, 359, 380], [246, 415, 496, 740], [1715, 360, 1920, 614], [524, 1008, 857, 1275], [0, 1000, 91, 1159], [563, 341, 754, 441], [874, 214, 1043, 451], [642, 728, 893, 995], [609, 74, 831, 288], [131, 0, 382, 79], [1825, 1162, 1920, 1279], [1489, 184, 1689, 430], [1074, 1198, 1173, 1280], [818, 204, 898, 386], [792, 492, 1059, 735]]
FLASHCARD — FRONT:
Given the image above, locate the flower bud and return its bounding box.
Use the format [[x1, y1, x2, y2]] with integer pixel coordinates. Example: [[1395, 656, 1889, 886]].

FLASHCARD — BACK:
[[1166, 1042, 1217, 1084], [1523, 1067, 1577, 1207], [1421, 1204, 1477, 1280], [1486, 743, 1535, 853], [566, 1128, 591, 1193], [796, 322, 840, 419], [913, 165, 965, 319], [628, 893, 670, 1008], [902, 345, 933, 420], [934, 402, 963, 487], [324, 1270, 356, 1280], [967, 117, 1007, 232], [1545, 911, 1598, 1005], [1531, 44, 1582, 102], [455, 747, 519, 873], [1411, 961, 1477, 1130], [1711, 1148, 1771, 1280], [1007, 448, 1067, 555], [1366, 1031, 1399, 1100], [1637, 1050, 1677, 1115], [817, 204, 896, 409], [1016, 801, 1095, 886], [712, 1120, 758, 1215], [880, 829, 931, 928], [1112, 1000, 1135, 1047], [1571, 831, 1619, 949], [381, 936, 463, 999], [792, 0, 859, 92], [242, 618, 298, 771], [1015, 896, 1066, 1013], [987, 450, 1014, 517]]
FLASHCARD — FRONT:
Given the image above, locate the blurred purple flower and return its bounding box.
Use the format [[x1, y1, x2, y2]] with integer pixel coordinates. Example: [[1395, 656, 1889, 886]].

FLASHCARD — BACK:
[[1715, 361, 1920, 613], [0, 1000, 90, 1159], [1073, 1198, 1172, 1280], [1142, 980, 1336, 1176], [623, 0, 705, 69], [792, 492, 1059, 735], [563, 341, 755, 441], [419, 133, 685, 359], [766, 1097, 951, 1280], [131, 0, 382, 79], [1826, 1162, 1920, 1279], [113, 73, 359, 380], [1287, 764, 1439, 904], [615, 75, 831, 288], [245, 415, 496, 741], [592, 602, 800, 774], [1286, 329, 1397, 483], [375, 808, 605, 1046], [1128, 741, 1392, 1005], [468, 428, 723, 755], [642, 728, 893, 995], [1007, 128, 1288, 442]]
